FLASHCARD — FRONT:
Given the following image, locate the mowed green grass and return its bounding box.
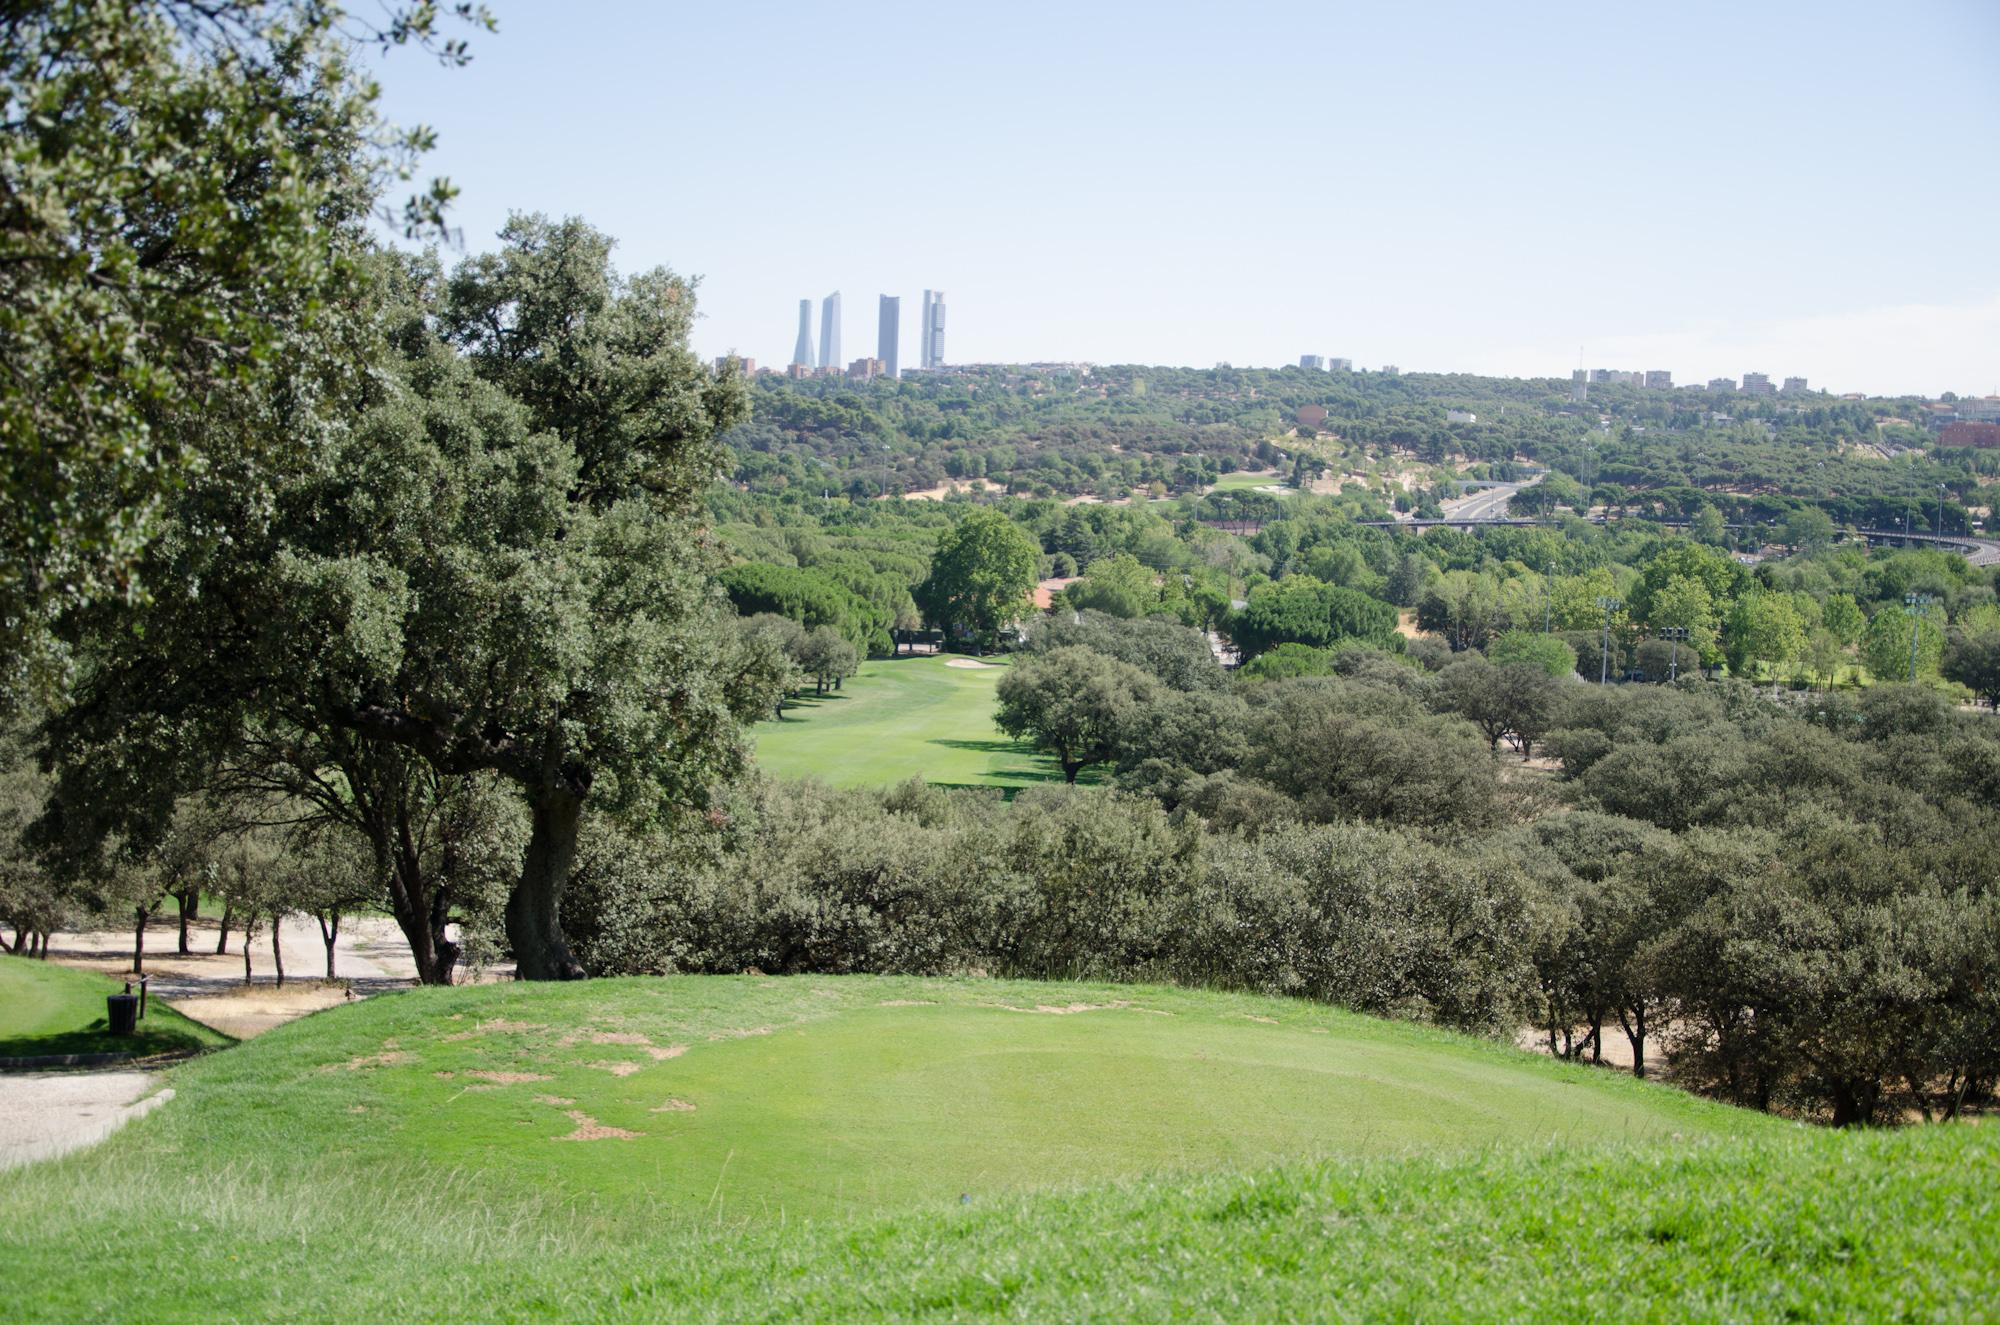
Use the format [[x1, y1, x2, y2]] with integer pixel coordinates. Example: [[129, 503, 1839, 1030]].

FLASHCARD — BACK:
[[0, 954, 229, 1059], [1207, 469, 1293, 495], [753, 653, 1070, 789], [2, 975, 1990, 1322], [10, 977, 1753, 1225]]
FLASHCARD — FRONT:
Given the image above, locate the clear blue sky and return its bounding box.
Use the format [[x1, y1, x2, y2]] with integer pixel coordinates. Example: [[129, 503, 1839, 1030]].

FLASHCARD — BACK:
[[371, 0, 2000, 396]]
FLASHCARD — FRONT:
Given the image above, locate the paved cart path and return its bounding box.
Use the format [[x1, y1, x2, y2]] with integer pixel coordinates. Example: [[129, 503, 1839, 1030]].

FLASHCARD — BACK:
[[0, 1071, 170, 1171]]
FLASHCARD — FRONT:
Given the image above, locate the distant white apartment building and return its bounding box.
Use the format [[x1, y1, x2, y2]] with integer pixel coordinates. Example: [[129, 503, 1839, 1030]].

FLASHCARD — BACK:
[[1298, 354, 1326, 370], [1781, 376, 1809, 394], [1742, 372, 1775, 395], [1644, 370, 1673, 389], [1329, 358, 1353, 371], [1447, 409, 1478, 424]]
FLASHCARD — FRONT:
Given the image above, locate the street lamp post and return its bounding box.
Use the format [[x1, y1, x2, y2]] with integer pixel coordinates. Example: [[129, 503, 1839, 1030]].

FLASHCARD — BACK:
[[1904, 592, 1934, 683], [1660, 626, 1689, 682], [1597, 596, 1623, 684]]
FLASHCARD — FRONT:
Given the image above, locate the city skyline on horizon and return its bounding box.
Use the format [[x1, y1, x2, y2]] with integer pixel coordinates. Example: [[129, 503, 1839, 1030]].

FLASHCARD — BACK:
[[368, 1, 1999, 399]]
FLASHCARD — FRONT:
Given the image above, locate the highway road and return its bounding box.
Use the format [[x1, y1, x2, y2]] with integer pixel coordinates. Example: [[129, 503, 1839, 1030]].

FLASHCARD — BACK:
[[1439, 472, 1541, 523]]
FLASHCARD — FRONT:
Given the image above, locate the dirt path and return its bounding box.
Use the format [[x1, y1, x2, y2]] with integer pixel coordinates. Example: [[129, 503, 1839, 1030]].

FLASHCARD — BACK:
[[0, 1071, 171, 1171], [46, 913, 425, 1039]]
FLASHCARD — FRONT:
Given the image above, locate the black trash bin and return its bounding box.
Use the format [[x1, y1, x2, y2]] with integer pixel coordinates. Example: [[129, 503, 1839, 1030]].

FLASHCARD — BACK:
[[106, 993, 139, 1037]]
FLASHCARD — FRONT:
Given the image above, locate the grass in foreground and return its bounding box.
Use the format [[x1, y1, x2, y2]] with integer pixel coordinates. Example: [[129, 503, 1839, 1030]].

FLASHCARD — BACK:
[[0, 954, 230, 1059], [46, 977, 1759, 1224], [752, 653, 1070, 789], [0, 973, 1986, 1323]]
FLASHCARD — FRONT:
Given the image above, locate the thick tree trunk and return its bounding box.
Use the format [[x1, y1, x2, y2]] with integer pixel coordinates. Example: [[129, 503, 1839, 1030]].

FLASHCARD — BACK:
[[271, 915, 284, 988], [132, 906, 148, 974], [317, 910, 340, 981], [381, 828, 458, 987], [242, 925, 254, 984], [216, 906, 232, 955], [508, 790, 587, 981], [1062, 760, 1081, 785], [175, 889, 199, 955]]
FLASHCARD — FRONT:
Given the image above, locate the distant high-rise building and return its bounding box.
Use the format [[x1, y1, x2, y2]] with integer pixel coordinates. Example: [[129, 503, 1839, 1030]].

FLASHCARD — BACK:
[[1742, 371, 1774, 395], [1781, 376, 1809, 395], [920, 289, 946, 368], [1299, 354, 1326, 370], [877, 295, 900, 378], [1379, 364, 1400, 375], [712, 354, 756, 377], [1644, 370, 1673, 389], [1329, 358, 1353, 372], [792, 299, 815, 370], [1570, 369, 1589, 403], [818, 292, 841, 372], [1708, 377, 1737, 392]]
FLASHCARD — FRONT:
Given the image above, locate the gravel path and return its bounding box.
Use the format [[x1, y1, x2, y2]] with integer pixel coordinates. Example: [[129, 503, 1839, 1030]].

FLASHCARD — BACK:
[[0, 1071, 171, 1171]]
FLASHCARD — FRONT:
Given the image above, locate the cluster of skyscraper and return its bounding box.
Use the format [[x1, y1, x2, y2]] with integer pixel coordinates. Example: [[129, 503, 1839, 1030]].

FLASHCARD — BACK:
[[789, 289, 945, 379]]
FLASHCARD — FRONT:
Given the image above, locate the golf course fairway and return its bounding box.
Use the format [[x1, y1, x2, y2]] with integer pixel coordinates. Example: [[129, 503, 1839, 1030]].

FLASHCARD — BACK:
[[751, 654, 1066, 789]]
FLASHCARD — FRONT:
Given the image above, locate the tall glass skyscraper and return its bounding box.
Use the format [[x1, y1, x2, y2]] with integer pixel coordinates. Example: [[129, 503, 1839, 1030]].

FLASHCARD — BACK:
[[818, 292, 841, 371], [920, 290, 947, 368], [791, 298, 815, 370], [877, 295, 900, 378]]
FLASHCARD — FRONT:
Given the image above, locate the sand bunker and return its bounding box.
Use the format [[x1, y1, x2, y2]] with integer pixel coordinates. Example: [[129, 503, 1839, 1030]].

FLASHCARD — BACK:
[[986, 1001, 1127, 1016], [944, 658, 995, 669], [878, 999, 935, 1007]]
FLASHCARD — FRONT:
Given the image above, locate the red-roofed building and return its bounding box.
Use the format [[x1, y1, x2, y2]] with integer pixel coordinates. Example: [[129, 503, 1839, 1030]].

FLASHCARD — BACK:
[[1032, 576, 1082, 610]]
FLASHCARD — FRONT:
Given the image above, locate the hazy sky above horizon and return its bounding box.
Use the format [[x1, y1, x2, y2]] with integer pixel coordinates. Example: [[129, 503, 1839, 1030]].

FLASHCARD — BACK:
[[371, 0, 2000, 397]]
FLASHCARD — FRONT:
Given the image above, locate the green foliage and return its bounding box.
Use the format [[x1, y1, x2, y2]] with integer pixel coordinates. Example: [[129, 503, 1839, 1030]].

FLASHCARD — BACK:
[[1237, 643, 1337, 681], [996, 648, 1158, 783], [1942, 630, 2000, 708], [0, 0, 489, 703], [1486, 630, 1577, 678], [1860, 603, 1944, 683], [41, 221, 747, 981], [917, 510, 1041, 650], [1231, 576, 1398, 658]]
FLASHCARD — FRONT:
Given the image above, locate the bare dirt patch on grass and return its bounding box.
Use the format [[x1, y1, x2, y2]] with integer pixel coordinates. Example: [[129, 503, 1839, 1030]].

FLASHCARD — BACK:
[[650, 1098, 697, 1113], [986, 1001, 1129, 1015], [585, 1061, 643, 1077], [333, 1050, 409, 1071], [553, 1110, 643, 1142], [465, 1070, 551, 1085], [878, 999, 934, 1007]]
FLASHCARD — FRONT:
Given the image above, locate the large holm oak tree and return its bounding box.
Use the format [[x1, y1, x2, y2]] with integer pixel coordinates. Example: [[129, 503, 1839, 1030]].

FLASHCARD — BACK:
[[45, 220, 748, 980], [0, 0, 489, 705]]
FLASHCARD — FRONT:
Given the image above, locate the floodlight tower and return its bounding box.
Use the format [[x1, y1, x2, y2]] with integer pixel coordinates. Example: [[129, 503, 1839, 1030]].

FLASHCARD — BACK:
[[1597, 597, 1623, 684]]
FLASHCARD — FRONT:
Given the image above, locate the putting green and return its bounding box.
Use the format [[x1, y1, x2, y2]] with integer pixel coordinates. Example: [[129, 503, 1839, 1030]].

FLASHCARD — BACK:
[[151, 978, 1756, 1224], [581, 1002, 1722, 1216], [752, 653, 1068, 789]]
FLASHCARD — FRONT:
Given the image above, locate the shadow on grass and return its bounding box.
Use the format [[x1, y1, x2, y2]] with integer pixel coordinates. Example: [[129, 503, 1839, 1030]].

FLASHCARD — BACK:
[[928, 738, 1021, 753], [0, 1018, 222, 1060]]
